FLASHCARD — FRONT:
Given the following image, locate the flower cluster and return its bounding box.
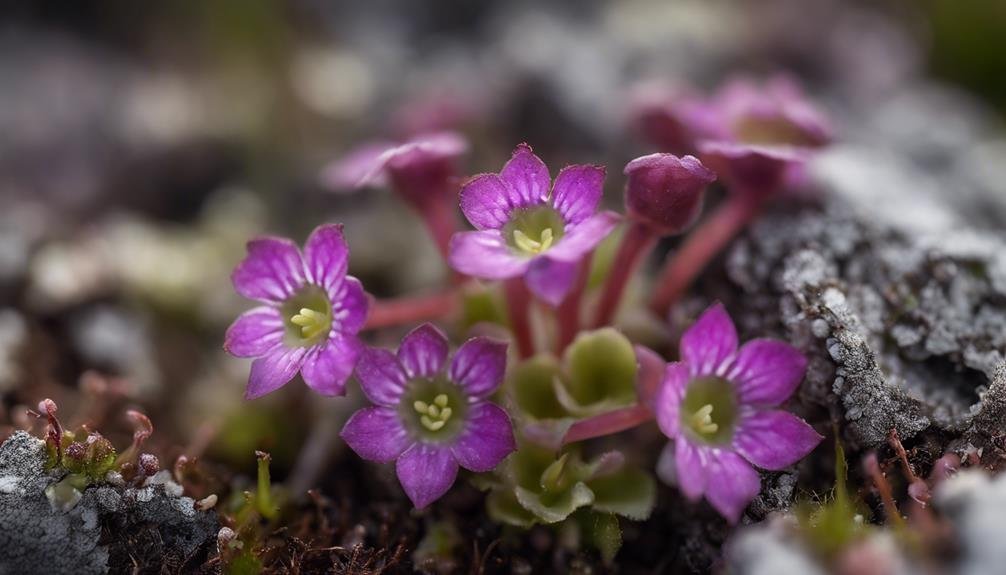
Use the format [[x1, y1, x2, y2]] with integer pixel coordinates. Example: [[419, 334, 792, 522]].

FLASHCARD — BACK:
[[220, 73, 830, 558]]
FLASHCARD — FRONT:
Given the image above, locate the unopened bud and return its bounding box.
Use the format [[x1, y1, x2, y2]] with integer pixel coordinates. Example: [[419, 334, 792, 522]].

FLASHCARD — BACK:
[[624, 154, 716, 235]]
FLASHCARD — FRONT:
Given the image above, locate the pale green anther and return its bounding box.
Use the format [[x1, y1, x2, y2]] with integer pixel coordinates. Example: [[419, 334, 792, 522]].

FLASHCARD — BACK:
[[691, 404, 718, 435], [428, 405, 441, 418], [439, 407, 452, 421], [290, 307, 328, 339], [513, 228, 555, 255], [415, 393, 454, 431], [434, 394, 449, 408]]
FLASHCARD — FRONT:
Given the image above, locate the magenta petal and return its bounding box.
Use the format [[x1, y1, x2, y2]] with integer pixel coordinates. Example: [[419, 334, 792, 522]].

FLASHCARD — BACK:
[[300, 335, 361, 396], [224, 307, 284, 358], [499, 143, 551, 207], [524, 256, 579, 307], [449, 337, 508, 399], [232, 237, 306, 304], [245, 345, 309, 399], [332, 277, 368, 334], [451, 403, 516, 472], [551, 164, 605, 226], [459, 174, 517, 231], [680, 303, 738, 378], [543, 211, 619, 262], [448, 231, 530, 280], [727, 339, 808, 406], [397, 323, 449, 379], [704, 450, 760, 524], [733, 409, 822, 470], [341, 406, 413, 463], [355, 347, 408, 406], [303, 224, 349, 299], [321, 140, 394, 191], [396, 443, 459, 508], [674, 440, 709, 501], [655, 362, 689, 439]]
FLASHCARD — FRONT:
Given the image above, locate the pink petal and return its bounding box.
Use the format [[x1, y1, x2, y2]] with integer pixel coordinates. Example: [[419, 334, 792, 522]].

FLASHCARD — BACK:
[[340, 406, 413, 463], [449, 336, 508, 399], [733, 409, 822, 470], [245, 345, 308, 399], [635, 345, 667, 412], [396, 443, 459, 508], [231, 237, 306, 304], [674, 439, 709, 501], [450, 403, 516, 472], [397, 323, 449, 379], [355, 347, 408, 407], [704, 450, 760, 524], [655, 362, 689, 439], [524, 256, 579, 307], [542, 211, 620, 262], [459, 174, 517, 230], [303, 224, 349, 300], [680, 303, 738, 378], [726, 339, 807, 406], [224, 307, 284, 358], [500, 143, 551, 207], [332, 277, 368, 334], [448, 231, 529, 280], [320, 140, 394, 191], [551, 164, 605, 226], [300, 335, 361, 396]]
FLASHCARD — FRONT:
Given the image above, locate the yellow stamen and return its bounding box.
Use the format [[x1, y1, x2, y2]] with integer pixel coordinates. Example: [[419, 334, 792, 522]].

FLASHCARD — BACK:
[[290, 308, 328, 339], [691, 404, 719, 435], [416, 394, 454, 431], [513, 228, 555, 254]]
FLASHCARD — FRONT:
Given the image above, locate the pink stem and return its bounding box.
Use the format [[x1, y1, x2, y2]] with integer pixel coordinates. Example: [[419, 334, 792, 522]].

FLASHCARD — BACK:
[[592, 221, 657, 328], [556, 259, 591, 353], [562, 404, 653, 445], [416, 195, 457, 263], [364, 290, 459, 330], [504, 278, 534, 359], [650, 194, 762, 317]]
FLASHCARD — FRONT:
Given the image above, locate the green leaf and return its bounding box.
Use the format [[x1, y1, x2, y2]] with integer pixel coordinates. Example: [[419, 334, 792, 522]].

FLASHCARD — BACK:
[[587, 467, 657, 520], [487, 488, 538, 528], [508, 354, 569, 420], [576, 510, 622, 565], [460, 285, 507, 330], [515, 482, 595, 524], [587, 224, 624, 290], [564, 328, 638, 409]]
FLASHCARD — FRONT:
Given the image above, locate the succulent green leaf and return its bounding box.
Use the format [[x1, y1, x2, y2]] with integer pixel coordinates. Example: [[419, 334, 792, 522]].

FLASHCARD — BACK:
[[460, 285, 507, 330], [487, 488, 538, 528], [586, 467, 657, 520], [563, 328, 637, 410], [587, 225, 624, 290], [508, 354, 568, 420], [515, 482, 595, 524], [576, 510, 622, 565]]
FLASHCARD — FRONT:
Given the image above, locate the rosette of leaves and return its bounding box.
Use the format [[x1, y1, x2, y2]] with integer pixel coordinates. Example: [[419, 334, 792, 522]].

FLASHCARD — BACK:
[[479, 441, 656, 563], [508, 328, 638, 447]]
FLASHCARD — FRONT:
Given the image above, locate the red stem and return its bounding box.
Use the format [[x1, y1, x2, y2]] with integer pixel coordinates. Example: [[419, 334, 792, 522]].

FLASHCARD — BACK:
[[592, 221, 657, 328], [649, 194, 762, 317], [365, 290, 459, 330], [417, 196, 457, 263], [556, 259, 591, 353], [504, 278, 534, 359], [562, 404, 653, 445]]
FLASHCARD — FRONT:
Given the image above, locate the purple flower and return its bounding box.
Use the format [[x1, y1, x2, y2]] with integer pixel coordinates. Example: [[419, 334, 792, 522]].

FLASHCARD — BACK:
[[623, 153, 717, 235], [654, 303, 822, 523], [448, 144, 619, 306], [712, 74, 832, 148], [224, 224, 368, 399], [698, 142, 807, 200], [341, 324, 515, 508]]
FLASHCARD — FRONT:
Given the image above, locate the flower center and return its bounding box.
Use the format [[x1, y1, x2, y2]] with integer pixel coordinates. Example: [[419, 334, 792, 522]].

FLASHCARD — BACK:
[[503, 206, 565, 257], [733, 116, 818, 147], [280, 285, 333, 347], [413, 394, 454, 431], [680, 376, 738, 444], [399, 377, 468, 441]]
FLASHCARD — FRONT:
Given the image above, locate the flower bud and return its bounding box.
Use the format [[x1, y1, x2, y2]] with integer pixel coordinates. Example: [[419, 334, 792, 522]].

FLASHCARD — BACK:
[[623, 154, 716, 235], [698, 142, 804, 200]]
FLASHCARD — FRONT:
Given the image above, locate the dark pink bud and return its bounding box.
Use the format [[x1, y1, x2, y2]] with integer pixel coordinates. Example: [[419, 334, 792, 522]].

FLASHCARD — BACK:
[[138, 453, 160, 476], [698, 142, 805, 200], [623, 153, 716, 235]]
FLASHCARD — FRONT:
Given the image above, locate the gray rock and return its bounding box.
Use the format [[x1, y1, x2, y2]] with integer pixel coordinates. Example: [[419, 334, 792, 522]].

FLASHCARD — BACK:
[[935, 469, 1006, 575]]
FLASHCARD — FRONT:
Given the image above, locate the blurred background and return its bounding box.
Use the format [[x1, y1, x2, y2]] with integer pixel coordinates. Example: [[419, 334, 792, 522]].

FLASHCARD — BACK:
[[1, 0, 1005, 488]]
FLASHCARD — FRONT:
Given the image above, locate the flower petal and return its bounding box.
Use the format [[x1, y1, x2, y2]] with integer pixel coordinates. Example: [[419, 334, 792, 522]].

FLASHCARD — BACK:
[[341, 406, 412, 463], [397, 323, 450, 379], [449, 336, 508, 399], [654, 362, 689, 439], [459, 173, 517, 231], [396, 443, 459, 508], [726, 339, 808, 406], [733, 409, 822, 470], [543, 211, 620, 262], [303, 224, 349, 300], [224, 307, 284, 358], [551, 164, 605, 226], [451, 403, 516, 472], [355, 347, 408, 407], [320, 140, 394, 191], [232, 237, 306, 304], [524, 256, 579, 307], [448, 231, 529, 279], [300, 334, 361, 396], [680, 303, 738, 378], [500, 143, 551, 207], [674, 439, 709, 501], [704, 450, 760, 524], [332, 276, 368, 335], [245, 345, 308, 399]]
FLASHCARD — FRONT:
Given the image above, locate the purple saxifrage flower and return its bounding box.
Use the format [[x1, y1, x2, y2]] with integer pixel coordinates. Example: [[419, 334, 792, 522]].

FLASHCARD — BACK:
[[655, 303, 822, 523], [449, 143, 619, 306], [224, 224, 368, 399], [341, 323, 516, 508]]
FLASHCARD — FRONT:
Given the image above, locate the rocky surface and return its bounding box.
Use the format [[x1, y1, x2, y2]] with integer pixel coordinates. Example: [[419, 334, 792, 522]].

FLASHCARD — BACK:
[[0, 431, 218, 574]]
